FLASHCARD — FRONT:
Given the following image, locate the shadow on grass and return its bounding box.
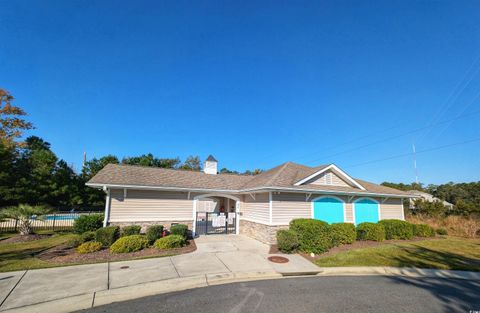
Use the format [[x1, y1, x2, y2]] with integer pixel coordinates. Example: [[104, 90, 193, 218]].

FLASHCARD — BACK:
[[387, 276, 480, 313], [391, 244, 480, 271]]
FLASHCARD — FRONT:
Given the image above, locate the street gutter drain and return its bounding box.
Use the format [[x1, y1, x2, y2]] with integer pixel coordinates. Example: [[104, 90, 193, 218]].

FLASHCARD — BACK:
[[120, 266, 130, 269], [268, 256, 289, 263]]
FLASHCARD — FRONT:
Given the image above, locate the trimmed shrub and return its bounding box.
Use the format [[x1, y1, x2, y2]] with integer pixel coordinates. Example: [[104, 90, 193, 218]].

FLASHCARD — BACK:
[[170, 224, 188, 238], [289, 219, 333, 253], [81, 231, 96, 242], [436, 228, 448, 235], [65, 234, 83, 248], [379, 219, 414, 240], [331, 223, 356, 246], [413, 224, 435, 237], [95, 226, 120, 247], [356, 222, 385, 241], [146, 225, 164, 245], [276, 229, 300, 253], [153, 235, 186, 250], [110, 235, 149, 253], [73, 214, 104, 234], [121, 225, 141, 237], [77, 241, 103, 254]]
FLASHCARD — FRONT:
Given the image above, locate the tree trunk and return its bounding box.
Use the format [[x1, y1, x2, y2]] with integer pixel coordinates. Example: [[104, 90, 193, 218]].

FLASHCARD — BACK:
[[18, 219, 33, 235]]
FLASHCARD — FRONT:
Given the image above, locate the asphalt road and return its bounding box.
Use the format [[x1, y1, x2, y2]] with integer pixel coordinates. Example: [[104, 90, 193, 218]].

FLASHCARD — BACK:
[[81, 276, 480, 313]]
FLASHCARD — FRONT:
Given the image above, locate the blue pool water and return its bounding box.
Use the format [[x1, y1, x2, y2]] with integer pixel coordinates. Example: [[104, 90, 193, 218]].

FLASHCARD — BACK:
[[44, 215, 79, 220]]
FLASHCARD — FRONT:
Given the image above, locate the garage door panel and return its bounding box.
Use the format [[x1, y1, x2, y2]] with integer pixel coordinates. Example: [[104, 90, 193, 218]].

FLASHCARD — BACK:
[[313, 197, 345, 224], [354, 199, 379, 224]]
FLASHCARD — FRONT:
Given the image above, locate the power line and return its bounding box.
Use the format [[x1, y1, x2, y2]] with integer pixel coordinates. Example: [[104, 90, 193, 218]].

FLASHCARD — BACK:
[[302, 108, 480, 164], [343, 137, 480, 169], [416, 54, 480, 145]]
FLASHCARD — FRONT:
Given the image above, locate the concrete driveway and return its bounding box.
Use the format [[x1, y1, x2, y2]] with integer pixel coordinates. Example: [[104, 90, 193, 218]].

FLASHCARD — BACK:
[[0, 235, 320, 312]]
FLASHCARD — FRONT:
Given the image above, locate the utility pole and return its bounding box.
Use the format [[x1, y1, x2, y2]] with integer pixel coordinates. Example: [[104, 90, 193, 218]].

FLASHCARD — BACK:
[[412, 143, 419, 184]]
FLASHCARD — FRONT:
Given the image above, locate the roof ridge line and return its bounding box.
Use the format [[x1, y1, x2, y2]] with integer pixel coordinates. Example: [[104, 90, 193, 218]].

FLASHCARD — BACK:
[[263, 161, 292, 186], [108, 163, 252, 178]]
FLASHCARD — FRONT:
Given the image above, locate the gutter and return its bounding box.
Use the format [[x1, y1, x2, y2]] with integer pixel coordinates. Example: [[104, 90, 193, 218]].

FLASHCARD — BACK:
[[86, 183, 413, 198]]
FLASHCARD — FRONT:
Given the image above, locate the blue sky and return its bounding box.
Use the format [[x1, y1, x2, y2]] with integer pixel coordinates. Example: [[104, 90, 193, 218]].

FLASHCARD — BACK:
[[1, 0, 480, 184]]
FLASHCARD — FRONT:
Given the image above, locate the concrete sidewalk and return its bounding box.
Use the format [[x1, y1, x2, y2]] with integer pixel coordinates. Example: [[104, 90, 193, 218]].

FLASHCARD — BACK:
[[0, 235, 320, 313]]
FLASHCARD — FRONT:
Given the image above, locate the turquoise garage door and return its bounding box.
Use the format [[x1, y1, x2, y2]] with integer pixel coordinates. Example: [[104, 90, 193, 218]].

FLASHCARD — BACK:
[[313, 197, 345, 224], [354, 198, 379, 224]]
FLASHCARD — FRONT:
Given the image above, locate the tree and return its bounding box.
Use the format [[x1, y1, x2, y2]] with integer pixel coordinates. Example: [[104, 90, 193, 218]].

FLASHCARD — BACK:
[[122, 153, 180, 168], [180, 155, 201, 171], [0, 204, 51, 235], [0, 89, 33, 147], [82, 155, 119, 180], [219, 167, 239, 174]]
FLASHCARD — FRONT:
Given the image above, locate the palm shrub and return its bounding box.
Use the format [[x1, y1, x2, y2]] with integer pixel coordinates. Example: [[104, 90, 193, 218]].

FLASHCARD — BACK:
[[331, 223, 356, 246], [379, 219, 414, 240], [120, 225, 141, 237], [0, 204, 51, 235], [276, 229, 300, 253], [110, 235, 149, 253], [73, 214, 104, 234], [146, 225, 164, 244], [95, 226, 120, 247], [289, 219, 333, 253], [356, 222, 385, 241], [153, 235, 185, 249]]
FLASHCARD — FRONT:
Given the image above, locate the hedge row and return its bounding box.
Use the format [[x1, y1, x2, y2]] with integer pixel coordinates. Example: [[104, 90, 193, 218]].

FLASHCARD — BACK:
[[72, 223, 188, 254], [277, 219, 435, 254]]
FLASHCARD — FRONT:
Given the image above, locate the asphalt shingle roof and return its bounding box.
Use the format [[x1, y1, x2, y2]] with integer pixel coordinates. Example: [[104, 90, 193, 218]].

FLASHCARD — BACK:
[[87, 162, 409, 196]]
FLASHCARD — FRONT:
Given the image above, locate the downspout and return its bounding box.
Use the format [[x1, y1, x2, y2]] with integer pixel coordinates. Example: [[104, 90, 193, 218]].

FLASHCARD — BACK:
[[103, 188, 111, 227], [269, 192, 273, 225]]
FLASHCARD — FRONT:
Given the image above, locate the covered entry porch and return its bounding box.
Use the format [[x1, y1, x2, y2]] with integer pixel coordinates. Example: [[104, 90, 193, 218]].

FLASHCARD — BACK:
[[192, 194, 240, 236]]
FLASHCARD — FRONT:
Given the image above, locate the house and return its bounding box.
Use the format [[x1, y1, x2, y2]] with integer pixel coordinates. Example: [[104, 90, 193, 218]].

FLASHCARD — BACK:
[[407, 190, 454, 210], [86, 156, 411, 244]]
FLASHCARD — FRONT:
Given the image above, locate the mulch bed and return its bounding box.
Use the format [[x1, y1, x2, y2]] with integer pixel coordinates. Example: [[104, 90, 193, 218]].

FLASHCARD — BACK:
[[38, 239, 197, 264], [301, 237, 442, 262], [0, 234, 51, 244]]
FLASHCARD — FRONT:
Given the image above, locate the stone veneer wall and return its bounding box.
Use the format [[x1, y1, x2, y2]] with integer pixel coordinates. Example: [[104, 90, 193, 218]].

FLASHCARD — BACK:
[[110, 220, 193, 233], [240, 219, 288, 244]]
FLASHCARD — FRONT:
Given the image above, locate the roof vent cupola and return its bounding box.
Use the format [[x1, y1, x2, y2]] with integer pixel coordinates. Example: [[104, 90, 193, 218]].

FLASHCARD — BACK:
[[204, 155, 218, 175]]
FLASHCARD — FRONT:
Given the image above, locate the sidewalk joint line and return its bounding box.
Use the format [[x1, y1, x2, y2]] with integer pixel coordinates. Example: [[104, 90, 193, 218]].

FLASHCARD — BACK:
[[215, 253, 232, 272], [107, 262, 110, 290], [91, 292, 96, 308], [0, 270, 27, 308], [169, 257, 181, 278]]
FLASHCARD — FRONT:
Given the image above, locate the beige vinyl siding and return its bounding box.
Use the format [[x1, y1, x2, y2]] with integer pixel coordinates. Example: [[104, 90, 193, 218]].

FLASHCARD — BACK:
[[241, 192, 270, 224], [109, 189, 193, 222], [379, 198, 404, 220], [345, 202, 354, 223], [271, 193, 311, 225], [307, 170, 350, 187]]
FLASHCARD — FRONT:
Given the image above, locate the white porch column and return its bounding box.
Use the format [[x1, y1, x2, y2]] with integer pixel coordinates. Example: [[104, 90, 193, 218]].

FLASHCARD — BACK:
[[269, 192, 273, 224], [103, 188, 111, 227], [235, 201, 240, 235], [192, 199, 198, 235]]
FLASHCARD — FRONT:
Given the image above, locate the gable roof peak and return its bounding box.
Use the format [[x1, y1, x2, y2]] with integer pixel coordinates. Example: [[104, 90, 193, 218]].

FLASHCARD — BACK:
[[206, 155, 217, 162]]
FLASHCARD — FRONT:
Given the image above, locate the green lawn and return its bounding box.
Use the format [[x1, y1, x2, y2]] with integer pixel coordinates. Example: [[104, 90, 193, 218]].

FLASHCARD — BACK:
[[315, 237, 480, 271], [0, 233, 77, 272]]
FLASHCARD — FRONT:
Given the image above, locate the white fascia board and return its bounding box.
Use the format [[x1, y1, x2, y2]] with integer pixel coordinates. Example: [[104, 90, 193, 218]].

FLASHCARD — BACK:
[[86, 183, 412, 199], [293, 164, 366, 190], [85, 183, 240, 194], [242, 186, 411, 199]]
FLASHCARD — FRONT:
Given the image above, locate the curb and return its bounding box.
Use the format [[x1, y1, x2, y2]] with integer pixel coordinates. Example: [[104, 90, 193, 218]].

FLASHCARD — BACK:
[[317, 267, 480, 280], [0, 271, 283, 313], [2, 267, 478, 312]]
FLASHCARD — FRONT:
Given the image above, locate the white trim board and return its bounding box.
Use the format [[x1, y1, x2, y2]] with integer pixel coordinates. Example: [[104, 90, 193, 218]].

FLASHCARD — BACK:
[[293, 164, 366, 190]]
